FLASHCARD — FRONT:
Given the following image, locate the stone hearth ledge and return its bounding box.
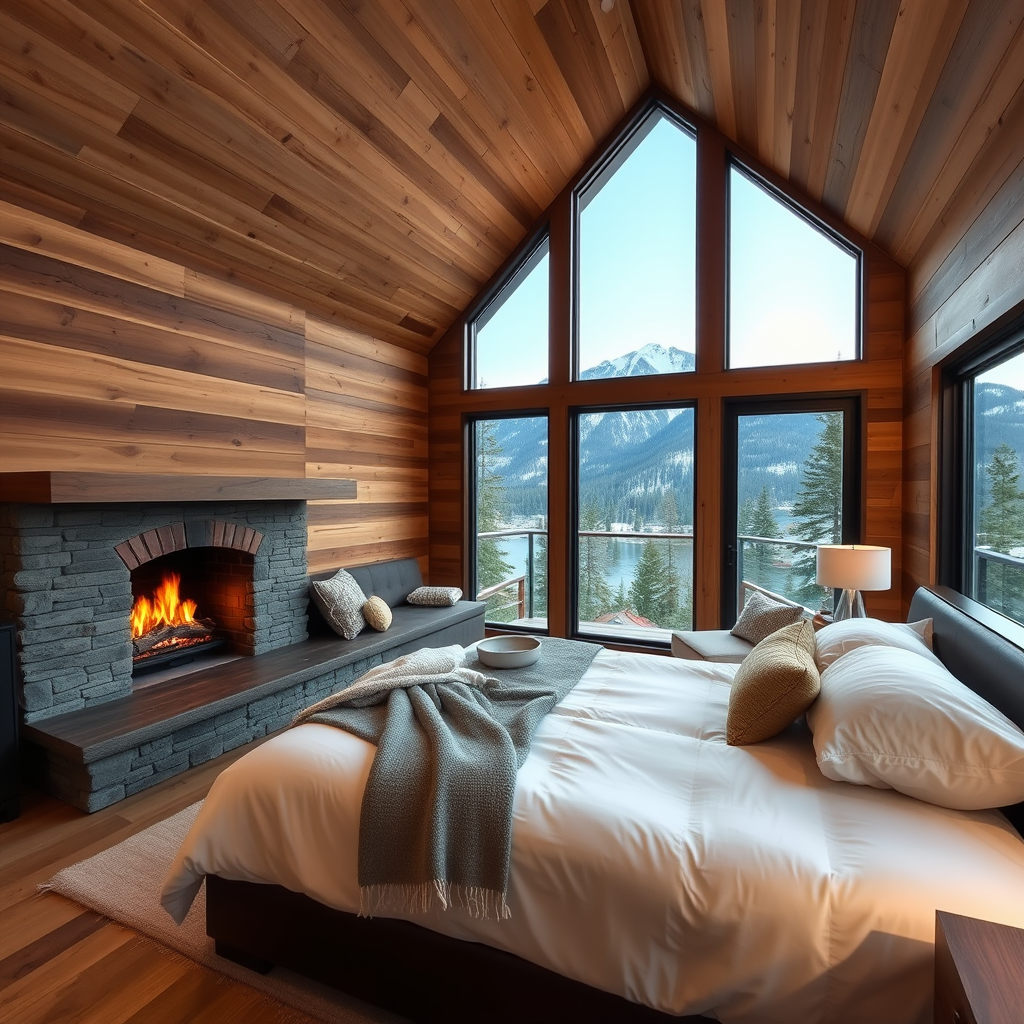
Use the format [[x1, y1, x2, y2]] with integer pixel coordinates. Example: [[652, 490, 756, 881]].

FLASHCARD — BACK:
[[21, 599, 485, 812]]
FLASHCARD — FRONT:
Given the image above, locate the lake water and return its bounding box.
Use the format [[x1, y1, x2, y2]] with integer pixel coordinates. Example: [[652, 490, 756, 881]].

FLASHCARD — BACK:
[[499, 534, 692, 598], [491, 532, 824, 615]]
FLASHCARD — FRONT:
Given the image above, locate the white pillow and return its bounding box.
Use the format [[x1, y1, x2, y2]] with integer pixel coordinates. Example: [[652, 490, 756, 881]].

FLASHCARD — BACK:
[[813, 616, 940, 671], [807, 645, 1024, 809]]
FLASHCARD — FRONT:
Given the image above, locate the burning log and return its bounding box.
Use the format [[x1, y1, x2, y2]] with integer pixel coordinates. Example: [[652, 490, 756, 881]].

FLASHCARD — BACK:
[[132, 618, 217, 657], [131, 572, 218, 659]]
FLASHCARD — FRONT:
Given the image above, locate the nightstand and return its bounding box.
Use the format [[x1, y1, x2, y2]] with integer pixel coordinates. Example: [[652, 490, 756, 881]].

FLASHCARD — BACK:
[[935, 910, 1024, 1023]]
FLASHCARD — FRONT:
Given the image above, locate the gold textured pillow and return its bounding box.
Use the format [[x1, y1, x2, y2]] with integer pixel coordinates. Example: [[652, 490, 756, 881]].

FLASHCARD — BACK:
[[726, 618, 820, 746], [362, 596, 392, 632]]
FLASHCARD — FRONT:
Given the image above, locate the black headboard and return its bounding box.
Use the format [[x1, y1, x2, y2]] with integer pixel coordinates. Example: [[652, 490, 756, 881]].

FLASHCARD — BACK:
[[908, 586, 1024, 730]]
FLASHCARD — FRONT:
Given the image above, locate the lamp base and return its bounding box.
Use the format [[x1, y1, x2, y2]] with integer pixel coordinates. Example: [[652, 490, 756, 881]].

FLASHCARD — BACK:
[[833, 588, 866, 621]]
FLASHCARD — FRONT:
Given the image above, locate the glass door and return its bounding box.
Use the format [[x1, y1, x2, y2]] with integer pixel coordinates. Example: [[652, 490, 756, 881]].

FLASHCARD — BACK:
[[470, 415, 549, 631], [722, 398, 860, 624]]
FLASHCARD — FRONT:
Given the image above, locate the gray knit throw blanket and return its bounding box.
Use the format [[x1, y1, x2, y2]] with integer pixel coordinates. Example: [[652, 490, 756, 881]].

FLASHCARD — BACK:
[[292, 638, 600, 920]]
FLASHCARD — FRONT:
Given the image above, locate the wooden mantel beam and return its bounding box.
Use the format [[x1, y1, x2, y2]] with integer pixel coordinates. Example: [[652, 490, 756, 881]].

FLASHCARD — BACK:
[[0, 473, 357, 504]]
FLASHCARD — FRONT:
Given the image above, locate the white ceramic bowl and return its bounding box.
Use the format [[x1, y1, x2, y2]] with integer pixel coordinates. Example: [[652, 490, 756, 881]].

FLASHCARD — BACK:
[[476, 635, 542, 669]]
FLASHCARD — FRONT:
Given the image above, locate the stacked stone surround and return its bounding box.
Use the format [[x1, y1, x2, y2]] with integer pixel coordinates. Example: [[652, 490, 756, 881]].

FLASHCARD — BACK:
[[0, 500, 308, 724]]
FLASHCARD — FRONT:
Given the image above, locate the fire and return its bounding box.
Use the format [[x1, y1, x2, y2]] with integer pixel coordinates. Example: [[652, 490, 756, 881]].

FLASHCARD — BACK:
[[131, 573, 198, 639]]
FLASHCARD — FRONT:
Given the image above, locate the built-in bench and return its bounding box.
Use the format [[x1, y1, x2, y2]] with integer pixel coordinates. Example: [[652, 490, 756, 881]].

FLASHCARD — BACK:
[[22, 559, 485, 812]]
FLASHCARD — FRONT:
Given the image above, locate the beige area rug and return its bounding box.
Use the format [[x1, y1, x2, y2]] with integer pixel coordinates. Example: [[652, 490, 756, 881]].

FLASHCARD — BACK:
[[45, 802, 407, 1024]]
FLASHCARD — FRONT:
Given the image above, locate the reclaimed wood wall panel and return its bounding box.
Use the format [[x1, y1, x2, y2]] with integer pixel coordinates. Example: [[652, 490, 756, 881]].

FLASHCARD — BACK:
[[899, 48, 1024, 606], [429, 98, 905, 630], [0, 204, 429, 576], [303, 315, 428, 574]]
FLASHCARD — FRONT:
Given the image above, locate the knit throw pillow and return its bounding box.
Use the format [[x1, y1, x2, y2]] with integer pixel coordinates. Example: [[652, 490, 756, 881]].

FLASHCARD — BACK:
[[362, 596, 392, 632], [726, 618, 821, 745], [311, 569, 367, 640], [406, 586, 463, 607], [730, 590, 804, 645]]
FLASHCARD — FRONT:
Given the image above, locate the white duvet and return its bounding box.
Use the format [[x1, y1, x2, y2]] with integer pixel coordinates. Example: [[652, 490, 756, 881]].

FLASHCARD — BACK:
[[161, 649, 1024, 1023]]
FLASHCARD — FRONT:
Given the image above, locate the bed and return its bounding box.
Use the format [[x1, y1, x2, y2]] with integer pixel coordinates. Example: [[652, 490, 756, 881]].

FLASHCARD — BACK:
[[161, 586, 1024, 1023]]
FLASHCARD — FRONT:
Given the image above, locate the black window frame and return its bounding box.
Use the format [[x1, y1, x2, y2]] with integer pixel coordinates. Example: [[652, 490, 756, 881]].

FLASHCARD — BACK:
[[571, 103, 698, 383], [940, 315, 1024, 617], [721, 394, 863, 625], [465, 410, 550, 635], [569, 399, 698, 648], [725, 159, 865, 371], [465, 228, 550, 392]]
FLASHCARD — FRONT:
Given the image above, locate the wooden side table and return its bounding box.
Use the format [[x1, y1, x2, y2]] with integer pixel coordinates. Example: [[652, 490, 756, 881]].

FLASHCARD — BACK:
[[935, 910, 1024, 1023]]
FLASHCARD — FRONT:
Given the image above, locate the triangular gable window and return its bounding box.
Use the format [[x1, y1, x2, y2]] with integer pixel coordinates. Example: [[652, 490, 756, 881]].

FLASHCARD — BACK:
[[469, 236, 549, 390], [729, 165, 859, 369], [576, 111, 696, 381]]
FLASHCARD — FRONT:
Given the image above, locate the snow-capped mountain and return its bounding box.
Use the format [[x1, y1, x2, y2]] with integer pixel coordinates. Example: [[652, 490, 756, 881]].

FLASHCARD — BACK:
[[487, 348, 1024, 527], [490, 346, 698, 523], [579, 343, 696, 380]]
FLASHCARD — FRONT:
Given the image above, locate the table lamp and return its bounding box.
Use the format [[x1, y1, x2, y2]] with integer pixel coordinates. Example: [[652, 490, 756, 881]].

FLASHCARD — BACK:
[[815, 544, 891, 620]]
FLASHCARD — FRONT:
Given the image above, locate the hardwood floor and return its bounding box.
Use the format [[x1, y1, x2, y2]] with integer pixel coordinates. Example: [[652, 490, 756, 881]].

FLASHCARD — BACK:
[[0, 739, 321, 1023]]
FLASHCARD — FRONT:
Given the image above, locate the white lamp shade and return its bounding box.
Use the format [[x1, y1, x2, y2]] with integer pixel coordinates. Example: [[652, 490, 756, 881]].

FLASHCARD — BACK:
[[815, 545, 891, 591]]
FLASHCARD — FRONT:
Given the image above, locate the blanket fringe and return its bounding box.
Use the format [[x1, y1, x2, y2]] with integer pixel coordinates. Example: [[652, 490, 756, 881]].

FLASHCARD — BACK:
[[359, 881, 510, 921]]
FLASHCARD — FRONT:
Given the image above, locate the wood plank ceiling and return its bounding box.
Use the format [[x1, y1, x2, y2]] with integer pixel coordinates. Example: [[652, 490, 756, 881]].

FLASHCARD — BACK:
[[2, 0, 1022, 354]]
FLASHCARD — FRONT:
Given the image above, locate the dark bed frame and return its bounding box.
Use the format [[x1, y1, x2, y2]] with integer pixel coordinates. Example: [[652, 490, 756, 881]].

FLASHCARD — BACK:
[[206, 586, 1024, 1023]]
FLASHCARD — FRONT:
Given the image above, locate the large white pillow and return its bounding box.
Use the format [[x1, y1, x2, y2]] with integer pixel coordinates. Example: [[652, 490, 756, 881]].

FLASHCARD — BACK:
[[813, 616, 940, 671], [807, 645, 1024, 809]]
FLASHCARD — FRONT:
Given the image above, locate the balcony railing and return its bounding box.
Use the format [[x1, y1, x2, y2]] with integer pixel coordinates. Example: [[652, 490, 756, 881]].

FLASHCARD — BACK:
[[974, 546, 1024, 625], [736, 534, 821, 615], [477, 528, 547, 620], [477, 528, 694, 635], [477, 530, 834, 631]]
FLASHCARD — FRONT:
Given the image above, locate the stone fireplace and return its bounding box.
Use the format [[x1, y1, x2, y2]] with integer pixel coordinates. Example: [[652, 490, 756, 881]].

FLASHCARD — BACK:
[[0, 472, 358, 811], [1, 500, 309, 723]]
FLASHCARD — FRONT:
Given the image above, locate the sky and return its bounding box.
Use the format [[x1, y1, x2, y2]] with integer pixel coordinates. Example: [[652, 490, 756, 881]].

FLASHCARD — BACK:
[[978, 349, 1024, 393], [729, 170, 857, 366], [474, 111, 858, 389]]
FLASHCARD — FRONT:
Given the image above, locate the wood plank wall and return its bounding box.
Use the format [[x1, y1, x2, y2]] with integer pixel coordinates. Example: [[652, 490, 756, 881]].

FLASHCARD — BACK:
[[902, 81, 1024, 606], [429, 108, 906, 632], [0, 201, 428, 576]]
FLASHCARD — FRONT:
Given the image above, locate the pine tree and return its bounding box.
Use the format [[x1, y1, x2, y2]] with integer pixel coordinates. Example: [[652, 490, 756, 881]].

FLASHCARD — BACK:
[[476, 420, 515, 621], [578, 501, 613, 622], [979, 443, 1024, 552], [741, 485, 781, 587], [659, 490, 684, 607], [789, 412, 844, 606], [629, 540, 678, 625], [604, 499, 617, 531], [660, 490, 680, 533], [737, 496, 755, 536], [977, 442, 1024, 622], [532, 525, 548, 618]]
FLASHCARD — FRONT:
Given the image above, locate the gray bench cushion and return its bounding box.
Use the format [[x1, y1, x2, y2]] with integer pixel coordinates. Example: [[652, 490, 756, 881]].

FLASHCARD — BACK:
[[310, 558, 425, 608], [348, 558, 424, 607], [308, 559, 484, 652], [671, 629, 754, 663]]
